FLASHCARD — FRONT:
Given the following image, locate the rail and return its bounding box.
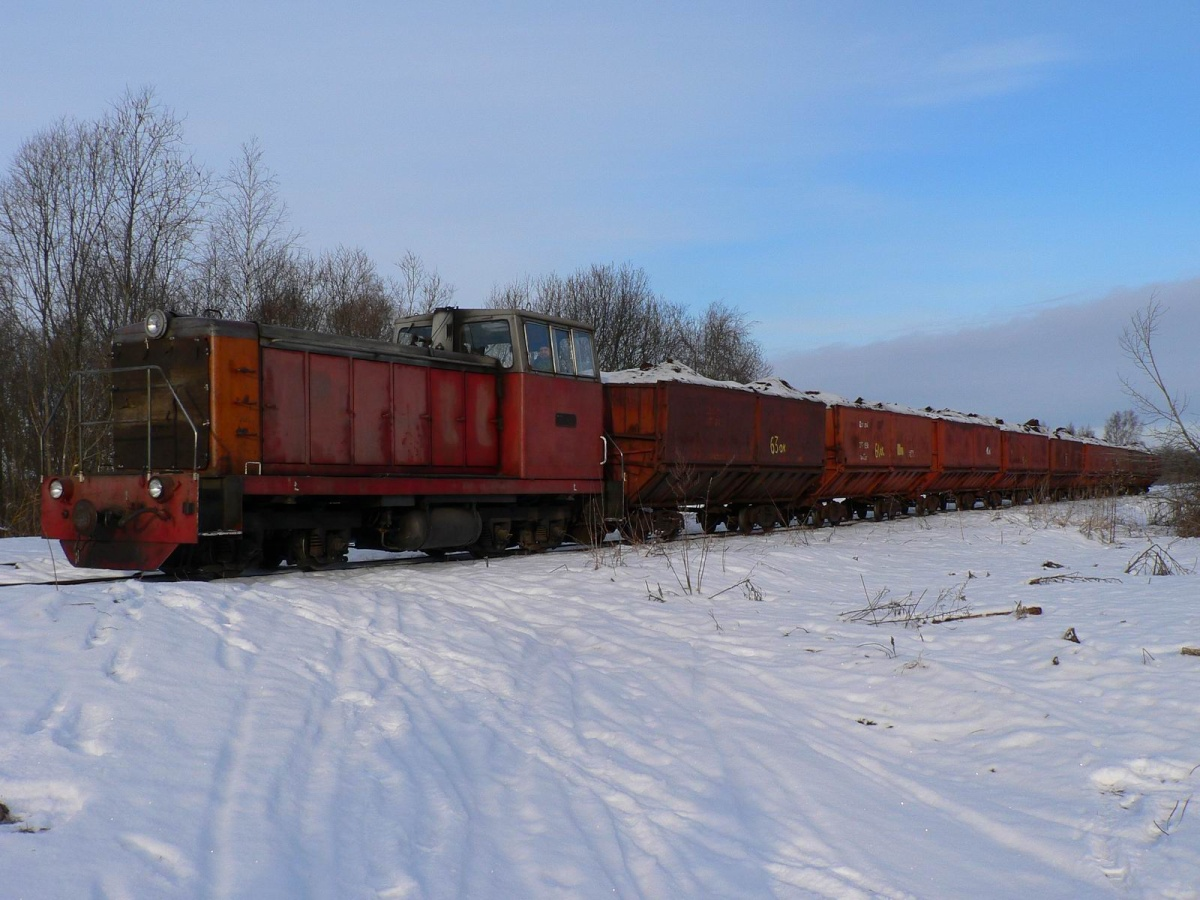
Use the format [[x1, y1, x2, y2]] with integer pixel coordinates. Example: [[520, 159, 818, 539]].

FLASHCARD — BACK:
[[39, 365, 200, 476]]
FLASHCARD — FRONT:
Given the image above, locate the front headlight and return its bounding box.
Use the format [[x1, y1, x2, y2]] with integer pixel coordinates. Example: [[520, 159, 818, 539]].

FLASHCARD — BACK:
[[145, 309, 169, 339], [148, 477, 165, 499], [49, 479, 67, 500]]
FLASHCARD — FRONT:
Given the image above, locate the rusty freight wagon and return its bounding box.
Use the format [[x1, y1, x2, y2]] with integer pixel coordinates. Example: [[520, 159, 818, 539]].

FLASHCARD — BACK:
[[1046, 430, 1087, 500], [991, 420, 1052, 505], [810, 396, 936, 523], [924, 411, 1004, 511], [602, 365, 826, 535]]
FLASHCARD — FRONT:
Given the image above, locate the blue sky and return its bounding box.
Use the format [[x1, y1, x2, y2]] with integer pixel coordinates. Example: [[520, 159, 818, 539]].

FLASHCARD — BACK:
[[2, 2, 1197, 429]]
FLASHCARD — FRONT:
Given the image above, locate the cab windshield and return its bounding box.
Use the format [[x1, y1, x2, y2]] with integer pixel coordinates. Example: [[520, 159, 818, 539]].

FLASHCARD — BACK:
[[523, 320, 597, 377]]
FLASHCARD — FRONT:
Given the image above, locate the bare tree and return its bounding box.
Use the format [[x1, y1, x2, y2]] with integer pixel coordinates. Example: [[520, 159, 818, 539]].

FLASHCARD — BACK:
[[200, 138, 301, 320], [395, 250, 455, 315], [489, 262, 687, 371], [1060, 423, 1096, 439], [315, 246, 397, 338], [680, 300, 771, 382], [94, 87, 208, 330], [0, 116, 114, 486], [1103, 409, 1143, 447], [488, 262, 770, 379], [1120, 299, 1200, 536], [1120, 299, 1199, 455]]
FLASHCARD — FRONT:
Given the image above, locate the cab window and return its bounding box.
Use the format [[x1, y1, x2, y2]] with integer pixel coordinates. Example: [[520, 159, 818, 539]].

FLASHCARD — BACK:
[[524, 321, 554, 372], [573, 331, 596, 376], [460, 319, 513, 367], [395, 324, 432, 346], [552, 326, 575, 374]]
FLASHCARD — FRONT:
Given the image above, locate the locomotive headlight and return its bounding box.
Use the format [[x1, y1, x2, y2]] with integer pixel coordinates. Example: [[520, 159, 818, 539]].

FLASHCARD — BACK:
[[145, 309, 169, 339], [147, 477, 166, 499], [48, 479, 67, 500]]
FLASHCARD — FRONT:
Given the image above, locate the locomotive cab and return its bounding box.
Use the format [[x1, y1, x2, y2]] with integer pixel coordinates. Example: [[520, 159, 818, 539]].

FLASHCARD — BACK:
[[392, 308, 604, 482], [393, 307, 598, 378]]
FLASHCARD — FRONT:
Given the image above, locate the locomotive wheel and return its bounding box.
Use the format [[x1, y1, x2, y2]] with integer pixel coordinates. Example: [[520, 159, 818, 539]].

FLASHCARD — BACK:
[[258, 532, 287, 570], [517, 518, 562, 552], [160, 536, 250, 580], [288, 528, 349, 571]]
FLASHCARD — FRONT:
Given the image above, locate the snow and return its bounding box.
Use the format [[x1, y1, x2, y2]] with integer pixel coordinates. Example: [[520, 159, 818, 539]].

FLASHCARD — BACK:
[[2, 497, 1199, 898]]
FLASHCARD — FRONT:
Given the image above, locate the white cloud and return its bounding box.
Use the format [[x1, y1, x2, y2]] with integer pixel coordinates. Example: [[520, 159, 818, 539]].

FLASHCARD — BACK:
[[900, 35, 1075, 106]]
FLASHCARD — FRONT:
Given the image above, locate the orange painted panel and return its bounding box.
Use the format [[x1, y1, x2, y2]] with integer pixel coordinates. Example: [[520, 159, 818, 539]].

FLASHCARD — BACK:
[[208, 335, 262, 475]]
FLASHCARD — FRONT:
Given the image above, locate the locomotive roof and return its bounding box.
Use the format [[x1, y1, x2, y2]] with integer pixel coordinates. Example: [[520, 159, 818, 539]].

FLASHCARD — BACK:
[[394, 307, 594, 331], [113, 314, 502, 370]]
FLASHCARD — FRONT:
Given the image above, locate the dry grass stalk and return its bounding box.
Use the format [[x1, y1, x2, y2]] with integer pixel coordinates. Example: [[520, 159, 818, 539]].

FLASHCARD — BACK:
[[1126, 543, 1192, 577], [1029, 573, 1121, 585]]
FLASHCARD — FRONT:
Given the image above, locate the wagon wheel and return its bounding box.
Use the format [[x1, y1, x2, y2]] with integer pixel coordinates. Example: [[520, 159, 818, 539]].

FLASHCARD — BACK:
[[698, 507, 727, 534], [652, 510, 685, 541], [736, 507, 755, 533], [756, 504, 782, 532], [569, 498, 608, 547], [824, 500, 847, 526]]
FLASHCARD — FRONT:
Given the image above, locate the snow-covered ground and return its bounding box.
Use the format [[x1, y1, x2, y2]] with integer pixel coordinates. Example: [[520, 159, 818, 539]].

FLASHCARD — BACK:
[[2, 497, 1199, 899]]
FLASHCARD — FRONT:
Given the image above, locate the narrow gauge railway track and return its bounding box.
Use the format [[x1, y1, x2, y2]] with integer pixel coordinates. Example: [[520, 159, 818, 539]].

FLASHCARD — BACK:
[[1, 540, 605, 589], [0, 548, 458, 589], [7, 502, 1008, 588]]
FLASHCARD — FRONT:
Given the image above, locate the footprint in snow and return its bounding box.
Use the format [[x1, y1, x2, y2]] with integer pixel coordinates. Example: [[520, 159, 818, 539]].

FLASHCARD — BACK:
[[106, 642, 136, 683], [118, 833, 197, 882], [46, 699, 111, 756]]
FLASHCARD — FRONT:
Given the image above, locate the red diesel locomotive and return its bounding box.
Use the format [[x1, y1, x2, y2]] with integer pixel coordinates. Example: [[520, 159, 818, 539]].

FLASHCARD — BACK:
[[40, 309, 1159, 576], [41, 308, 604, 575]]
